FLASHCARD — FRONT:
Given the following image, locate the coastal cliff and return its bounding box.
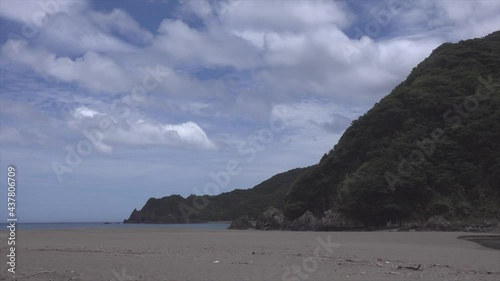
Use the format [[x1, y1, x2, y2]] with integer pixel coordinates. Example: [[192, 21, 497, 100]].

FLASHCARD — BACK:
[[126, 31, 500, 230]]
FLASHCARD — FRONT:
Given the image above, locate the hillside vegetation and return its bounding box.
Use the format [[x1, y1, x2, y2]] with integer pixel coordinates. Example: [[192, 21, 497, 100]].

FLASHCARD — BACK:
[[283, 31, 500, 226], [124, 167, 310, 223], [126, 31, 500, 229]]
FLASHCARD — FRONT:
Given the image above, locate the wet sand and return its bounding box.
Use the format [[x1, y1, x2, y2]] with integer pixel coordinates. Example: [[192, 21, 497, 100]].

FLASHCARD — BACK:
[[1, 229, 499, 281], [458, 235, 500, 250]]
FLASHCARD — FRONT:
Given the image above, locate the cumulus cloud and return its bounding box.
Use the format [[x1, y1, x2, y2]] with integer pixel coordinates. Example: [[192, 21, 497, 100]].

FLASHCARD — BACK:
[[40, 13, 138, 54], [389, 0, 500, 41], [110, 120, 215, 149], [153, 19, 260, 69], [68, 106, 215, 152], [2, 0, 498, 108], [272, 100, 354, 133], [73, 106, 104, 119], [0, 0, 498, 153], [174, 0, 496, 109], [0, 0, 85, 24], [89, 8, 154, 45], [215, 0, 352, 32], [1, 40, 132, 93]]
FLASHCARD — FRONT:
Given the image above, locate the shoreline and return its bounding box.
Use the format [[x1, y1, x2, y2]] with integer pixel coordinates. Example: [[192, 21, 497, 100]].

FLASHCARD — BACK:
[[458, 235, 500, 250], [1, 229, 499, 281]]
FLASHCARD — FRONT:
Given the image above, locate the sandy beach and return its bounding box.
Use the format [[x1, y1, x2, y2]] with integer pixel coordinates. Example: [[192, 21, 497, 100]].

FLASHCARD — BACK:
[[1, 229, 499, 281]]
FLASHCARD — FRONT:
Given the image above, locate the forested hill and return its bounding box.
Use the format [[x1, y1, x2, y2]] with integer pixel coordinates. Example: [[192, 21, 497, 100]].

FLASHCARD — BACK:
[[126, 31, 500, 228], [124, 167, 310, 223], [283, 31, 500, 225]]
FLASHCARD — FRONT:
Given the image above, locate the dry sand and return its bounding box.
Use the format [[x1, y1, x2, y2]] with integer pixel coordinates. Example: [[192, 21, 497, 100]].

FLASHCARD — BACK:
[[1, 228, 499, 281]]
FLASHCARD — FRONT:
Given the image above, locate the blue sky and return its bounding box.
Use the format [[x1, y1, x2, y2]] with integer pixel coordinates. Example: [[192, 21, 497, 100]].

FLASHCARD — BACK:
[[0, 0, 499, 222]]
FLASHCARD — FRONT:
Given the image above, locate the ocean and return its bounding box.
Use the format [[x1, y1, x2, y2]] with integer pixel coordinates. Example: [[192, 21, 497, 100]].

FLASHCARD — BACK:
[[0, 222, 231, 230]]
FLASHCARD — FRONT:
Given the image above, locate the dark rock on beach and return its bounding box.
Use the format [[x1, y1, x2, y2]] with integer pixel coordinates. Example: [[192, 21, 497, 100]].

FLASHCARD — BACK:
[[317, 209, 364, 231], [289, 211, 319, 231], [255, 207, 287, 230], [425, 216, 453, 231], [228, 216, 253, 230]]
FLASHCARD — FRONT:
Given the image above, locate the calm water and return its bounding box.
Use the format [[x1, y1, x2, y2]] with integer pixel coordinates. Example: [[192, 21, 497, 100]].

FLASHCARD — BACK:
[[0, 222, 230, 230]]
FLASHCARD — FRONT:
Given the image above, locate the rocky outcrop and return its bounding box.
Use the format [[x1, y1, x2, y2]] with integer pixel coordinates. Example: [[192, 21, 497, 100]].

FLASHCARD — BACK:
[[316, 209, 364, 231], [255, 207, 287, 230], [256, 207, 498, 232], [425, 216, 453, 231], [228, 216, 253, 230], [256, 208, 365, 231], [289, 211, 319, 231], [443, 218, 498, 232]]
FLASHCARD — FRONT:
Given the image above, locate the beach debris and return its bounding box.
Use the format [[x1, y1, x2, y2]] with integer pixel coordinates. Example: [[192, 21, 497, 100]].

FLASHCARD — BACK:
[[385, 271, 401, 275], [376, 262, 384, 267], [33, 270, 54, 275], [430, 263, 451, 269], [397, 264, 421, 271], [231, 261, 250, 265], [457, 268, 477, 274], [213, 260, 220, 264]]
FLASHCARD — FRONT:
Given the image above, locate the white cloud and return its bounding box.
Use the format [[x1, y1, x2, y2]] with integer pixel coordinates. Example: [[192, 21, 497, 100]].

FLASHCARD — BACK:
[[391, 0, 500, 41], [1, 1, 147, 55], [268, 100, 352, 161], [162, 122, 215, 148], [272, 100, 353, 133], [67, 106, 215, 151], [1, 40, 132, 93], [2, 0, 497, 110], [153, 19, 259, 69], [179, 0, 214, 20], [40, 13, 138, 54], [89, 9, 153, 45], [215, 0, 352, 32], [0, 0, 84, 24], [109, 120, 215, 150], [73, 106, 103, 119], [437, 0, 500, 40]]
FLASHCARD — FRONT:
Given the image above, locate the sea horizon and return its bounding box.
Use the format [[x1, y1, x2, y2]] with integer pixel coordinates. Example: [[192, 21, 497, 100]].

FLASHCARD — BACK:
[[0, 222, 231, 231]]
